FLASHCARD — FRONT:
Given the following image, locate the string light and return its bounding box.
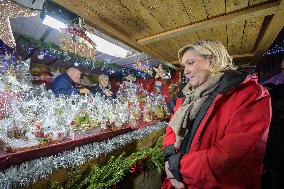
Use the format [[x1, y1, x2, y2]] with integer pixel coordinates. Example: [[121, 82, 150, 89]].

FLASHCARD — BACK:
[[14, 33, 140, 77], [264, 40, 284, 56]]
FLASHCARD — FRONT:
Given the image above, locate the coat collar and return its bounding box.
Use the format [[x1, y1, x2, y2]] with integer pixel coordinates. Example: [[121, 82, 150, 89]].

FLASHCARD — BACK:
[[63, 73, 77, 86], [217, 70, 247, 95]]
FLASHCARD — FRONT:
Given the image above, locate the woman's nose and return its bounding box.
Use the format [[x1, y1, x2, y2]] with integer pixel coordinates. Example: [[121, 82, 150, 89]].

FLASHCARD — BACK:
[[184, 67, 190, 75]]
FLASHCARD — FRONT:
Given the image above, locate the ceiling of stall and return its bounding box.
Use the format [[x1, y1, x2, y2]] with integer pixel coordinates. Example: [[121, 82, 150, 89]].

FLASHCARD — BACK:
[[53, 0, 284, 65], [10, 0, 166, 71]]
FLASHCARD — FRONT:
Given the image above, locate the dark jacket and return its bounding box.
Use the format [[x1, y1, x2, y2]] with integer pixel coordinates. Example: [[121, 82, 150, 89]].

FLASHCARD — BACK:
[[50, 73, 80, 97], [263, 84, 284, 188], [162, 71, 271, 189], [167, 93, 184, 114], [90, 84, 116, 99]]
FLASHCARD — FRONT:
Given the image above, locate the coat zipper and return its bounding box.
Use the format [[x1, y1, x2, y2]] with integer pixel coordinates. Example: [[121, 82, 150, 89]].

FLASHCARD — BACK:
[[195, 94, 223, 151]]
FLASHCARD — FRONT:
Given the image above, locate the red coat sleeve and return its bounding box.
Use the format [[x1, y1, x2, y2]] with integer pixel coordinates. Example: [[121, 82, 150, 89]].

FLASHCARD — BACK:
[[163, 126, 176, 149], [179, 86, 271, 188]]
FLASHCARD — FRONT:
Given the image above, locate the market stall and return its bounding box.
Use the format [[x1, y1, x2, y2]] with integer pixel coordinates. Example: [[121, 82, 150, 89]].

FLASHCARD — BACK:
[[0, 49, 169, 189]]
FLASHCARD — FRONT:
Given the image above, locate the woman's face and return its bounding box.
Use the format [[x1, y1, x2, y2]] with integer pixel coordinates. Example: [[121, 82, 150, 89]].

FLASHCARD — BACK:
[[181, 50, 211, 87]]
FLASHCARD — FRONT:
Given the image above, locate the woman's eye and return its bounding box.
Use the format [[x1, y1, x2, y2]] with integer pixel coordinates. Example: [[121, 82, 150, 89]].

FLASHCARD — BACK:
[[186, 61, 194, 65]]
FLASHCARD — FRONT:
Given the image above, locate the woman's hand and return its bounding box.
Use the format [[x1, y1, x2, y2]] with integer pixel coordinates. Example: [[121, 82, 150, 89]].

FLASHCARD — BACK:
[[165, 161, 174, 179], [165, 161, 185, 189], [170, 179, 185, 189]]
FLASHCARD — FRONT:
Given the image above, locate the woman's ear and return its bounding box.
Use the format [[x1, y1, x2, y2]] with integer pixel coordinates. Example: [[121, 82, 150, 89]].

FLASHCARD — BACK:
[[208, 56, 215, 65], [208, 57, 216, 69]]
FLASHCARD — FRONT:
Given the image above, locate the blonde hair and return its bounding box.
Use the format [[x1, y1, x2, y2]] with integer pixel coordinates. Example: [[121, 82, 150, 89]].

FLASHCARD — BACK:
[[178, 40, 237, 75]]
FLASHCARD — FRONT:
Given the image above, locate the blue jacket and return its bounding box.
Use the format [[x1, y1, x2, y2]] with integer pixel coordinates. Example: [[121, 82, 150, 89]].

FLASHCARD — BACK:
[[50, 73, 80, 96]]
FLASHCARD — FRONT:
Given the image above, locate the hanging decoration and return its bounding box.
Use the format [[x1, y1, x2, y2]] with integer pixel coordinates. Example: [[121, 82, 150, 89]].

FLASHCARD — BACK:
[[132, 59, 153, 75], [65, 26, 95, 46], [0, 0, 37, 48], [153, 64, 171, 80], [60, 26, 96, 62]]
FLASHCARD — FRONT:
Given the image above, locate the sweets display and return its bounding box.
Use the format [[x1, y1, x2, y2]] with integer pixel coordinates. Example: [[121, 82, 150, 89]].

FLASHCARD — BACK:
[[0, 59, 169, 152]]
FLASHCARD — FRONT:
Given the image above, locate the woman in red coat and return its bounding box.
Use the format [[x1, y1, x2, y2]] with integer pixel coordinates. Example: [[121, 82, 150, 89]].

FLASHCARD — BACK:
[[162, 40, 271, 189]]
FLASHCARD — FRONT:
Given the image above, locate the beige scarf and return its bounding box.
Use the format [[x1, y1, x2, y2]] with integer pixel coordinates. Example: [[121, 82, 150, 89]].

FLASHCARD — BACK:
[[169, 75, 222, 148]]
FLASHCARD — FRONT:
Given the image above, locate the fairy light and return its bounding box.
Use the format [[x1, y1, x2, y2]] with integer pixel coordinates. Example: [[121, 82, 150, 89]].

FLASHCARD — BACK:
[[264, 40, 284, 56]]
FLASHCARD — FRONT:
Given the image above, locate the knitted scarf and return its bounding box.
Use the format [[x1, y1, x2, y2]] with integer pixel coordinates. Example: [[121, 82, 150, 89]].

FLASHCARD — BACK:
[[169, 75, 222, 148]]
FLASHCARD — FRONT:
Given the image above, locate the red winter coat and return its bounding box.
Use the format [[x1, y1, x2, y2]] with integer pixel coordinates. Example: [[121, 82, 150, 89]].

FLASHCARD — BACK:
[[162, 72, 271, 189]]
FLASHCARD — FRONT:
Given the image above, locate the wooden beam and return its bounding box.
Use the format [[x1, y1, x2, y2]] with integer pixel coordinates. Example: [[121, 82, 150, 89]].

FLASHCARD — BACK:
[[254, 0, 284, 54], [249, 0, 284, 65], [170, 53, 254, 64], [171, 60, 180, 64], [239, 16, 264, 54], [137, 1, 280, 45], [232, 53, 254, 58], [84, 21, 168, 63], [227, 20, 245, 55]]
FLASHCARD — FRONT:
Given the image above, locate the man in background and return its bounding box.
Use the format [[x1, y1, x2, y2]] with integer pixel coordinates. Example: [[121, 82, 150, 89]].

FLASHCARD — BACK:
[[90, 74, 116, 99], [51, 67, 89, 97]]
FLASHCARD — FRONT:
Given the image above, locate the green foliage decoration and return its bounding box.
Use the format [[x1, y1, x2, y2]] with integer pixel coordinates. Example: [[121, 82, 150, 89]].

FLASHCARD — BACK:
[[48, 137, 164, 189]]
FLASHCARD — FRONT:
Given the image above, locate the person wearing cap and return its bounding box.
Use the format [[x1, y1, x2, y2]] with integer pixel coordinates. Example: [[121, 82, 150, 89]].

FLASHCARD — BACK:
[[51, 67, 90, 97], [90, 74, 116, 99]]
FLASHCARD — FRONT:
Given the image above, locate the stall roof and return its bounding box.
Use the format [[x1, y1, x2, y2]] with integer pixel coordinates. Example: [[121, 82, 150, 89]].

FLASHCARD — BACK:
[[10, 0, 168, 72], [53, 0, 284, 66]]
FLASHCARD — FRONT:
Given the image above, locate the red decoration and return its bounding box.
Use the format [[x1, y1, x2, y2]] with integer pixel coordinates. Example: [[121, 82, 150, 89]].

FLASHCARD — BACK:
[[129, 158, 153, 175], [65, 26, 95, 46], [135, 70, 181, 103], [130, 164, 137, 173]]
